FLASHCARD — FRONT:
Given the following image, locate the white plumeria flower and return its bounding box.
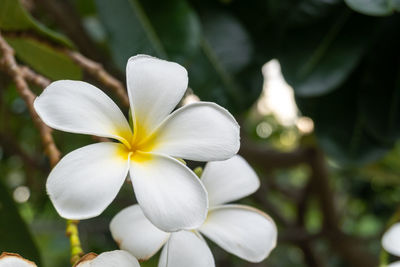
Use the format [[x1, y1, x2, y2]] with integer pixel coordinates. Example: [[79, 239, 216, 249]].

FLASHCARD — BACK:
[[0, 253, 36, 267], [382, 222, 400, 267], [34, 55, 240, 231], [75, 250, 140, 267], [0, 250, 140, 267], [110, 155, 278, 266]]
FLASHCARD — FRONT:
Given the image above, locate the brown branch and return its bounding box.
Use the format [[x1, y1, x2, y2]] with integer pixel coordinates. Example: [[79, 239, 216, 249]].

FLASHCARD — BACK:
[[298, 242, 325, 267], [1, 35, 117, 156], [240, 139, 308, 170], [307, 149, 378, 267], [65, 50, 130, 107], [295, 179, 325, 267], [264, 175, 302, 201], [241, 133, 378, 267], [0, 31, 84, 265], [2, 25, 129, 108], [0, 33, 60, 166], [20, 63, 109, 145], [20, 66, 50, 88], [306, 149, 338, 230]]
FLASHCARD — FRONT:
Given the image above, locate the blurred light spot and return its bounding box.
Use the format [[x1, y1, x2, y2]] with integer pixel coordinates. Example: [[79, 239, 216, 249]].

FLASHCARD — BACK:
[[13, 186, 30, 203], [280, 131, 297, 147], [182, 94, 200, 106], [11, 98, 27, 114], [83, 16, 106, 42], [256, 121, 273, 138], [288, 247, 303, 263], [256, 98, 269, 115], [7, 170, 25, 187], [257, 60, 299, 126], [296, 116, 314, 134]]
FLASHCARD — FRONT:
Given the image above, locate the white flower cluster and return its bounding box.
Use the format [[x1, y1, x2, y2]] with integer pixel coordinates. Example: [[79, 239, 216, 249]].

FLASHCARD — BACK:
[[0, 55, 277, 267]]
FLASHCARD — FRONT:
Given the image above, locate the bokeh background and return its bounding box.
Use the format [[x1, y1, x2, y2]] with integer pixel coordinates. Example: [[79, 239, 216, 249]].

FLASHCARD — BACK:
[[1, 0, 400, 266]]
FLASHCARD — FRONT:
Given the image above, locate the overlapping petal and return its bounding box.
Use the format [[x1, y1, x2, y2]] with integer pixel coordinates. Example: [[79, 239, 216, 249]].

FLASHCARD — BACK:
[[0, 253, 36, 267], [158, 231, 215, 267], [110, 205, 169, 260], [76, 251, 139, 267], [382, 223, 400, 257], [150, 102, 240, 161], [46, 142, 130, 219], [201, 155, 260, 206], [126, 55, 188, 139], [34, 80, 132, 144], [130, 152, 208, 232], [199, 204, 277, 263]]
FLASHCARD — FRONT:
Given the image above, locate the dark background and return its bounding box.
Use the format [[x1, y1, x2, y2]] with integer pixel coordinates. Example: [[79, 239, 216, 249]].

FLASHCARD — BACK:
[[0, 0, 400, 266]]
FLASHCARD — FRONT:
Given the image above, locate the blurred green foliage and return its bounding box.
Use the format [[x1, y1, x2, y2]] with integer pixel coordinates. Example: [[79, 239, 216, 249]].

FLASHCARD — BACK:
[[0, 179, 41, 264], [0, 0, 400, 266]]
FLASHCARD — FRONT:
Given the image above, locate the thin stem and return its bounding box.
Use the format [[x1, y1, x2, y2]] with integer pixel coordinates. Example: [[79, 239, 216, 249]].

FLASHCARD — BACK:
[[66, 220, 84, 266], [193, 166, 203, 178]]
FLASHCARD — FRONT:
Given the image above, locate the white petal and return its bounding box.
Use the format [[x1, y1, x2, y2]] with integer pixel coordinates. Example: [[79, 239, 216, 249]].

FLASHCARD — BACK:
[[130, 152, 208, 232], [201, 155, 260, 206], [151, 102, 240, 161], [383, 223, 400, 257], [34, 80, 132, 144], [0, 253, 36, 267], [46, 142, 129, 220], [76, 250, 139, 267], [158, 231, 215, 267], [126, 55, 188, 139], [199, 204, 277, 263], [389, 262, 400, 267], [110, 205, 170, 260]]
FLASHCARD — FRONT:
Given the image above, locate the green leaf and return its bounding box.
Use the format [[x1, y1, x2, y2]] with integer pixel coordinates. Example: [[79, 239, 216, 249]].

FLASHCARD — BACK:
[[0, 0, 72, 46], [345, 0, 400, 16], [0, 180, 41, 264], [227, 1, 374, 98], [296, 88, 390, 167], [139, 0, 202, 62], [295, 17, 400, 166], [95, 0, 258, 113], [359, 19, 400, 143], [278, 10, 373, 97], [5, 36, 82, 80], [201, 12, 253, 74], [188, 39, 241, 109], [193, 11, 262, 111], [94, 0, 199, 68]]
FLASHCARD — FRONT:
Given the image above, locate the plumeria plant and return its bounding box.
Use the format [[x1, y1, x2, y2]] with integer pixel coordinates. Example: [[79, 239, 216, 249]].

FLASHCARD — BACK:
[[110, 155, 277, 266], [34, 55, 240, 232], [2, 54, 277, 266]]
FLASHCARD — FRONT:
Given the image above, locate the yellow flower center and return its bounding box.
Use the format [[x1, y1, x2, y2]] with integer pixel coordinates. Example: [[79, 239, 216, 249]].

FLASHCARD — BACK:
[[115, 123, 157, 162]]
